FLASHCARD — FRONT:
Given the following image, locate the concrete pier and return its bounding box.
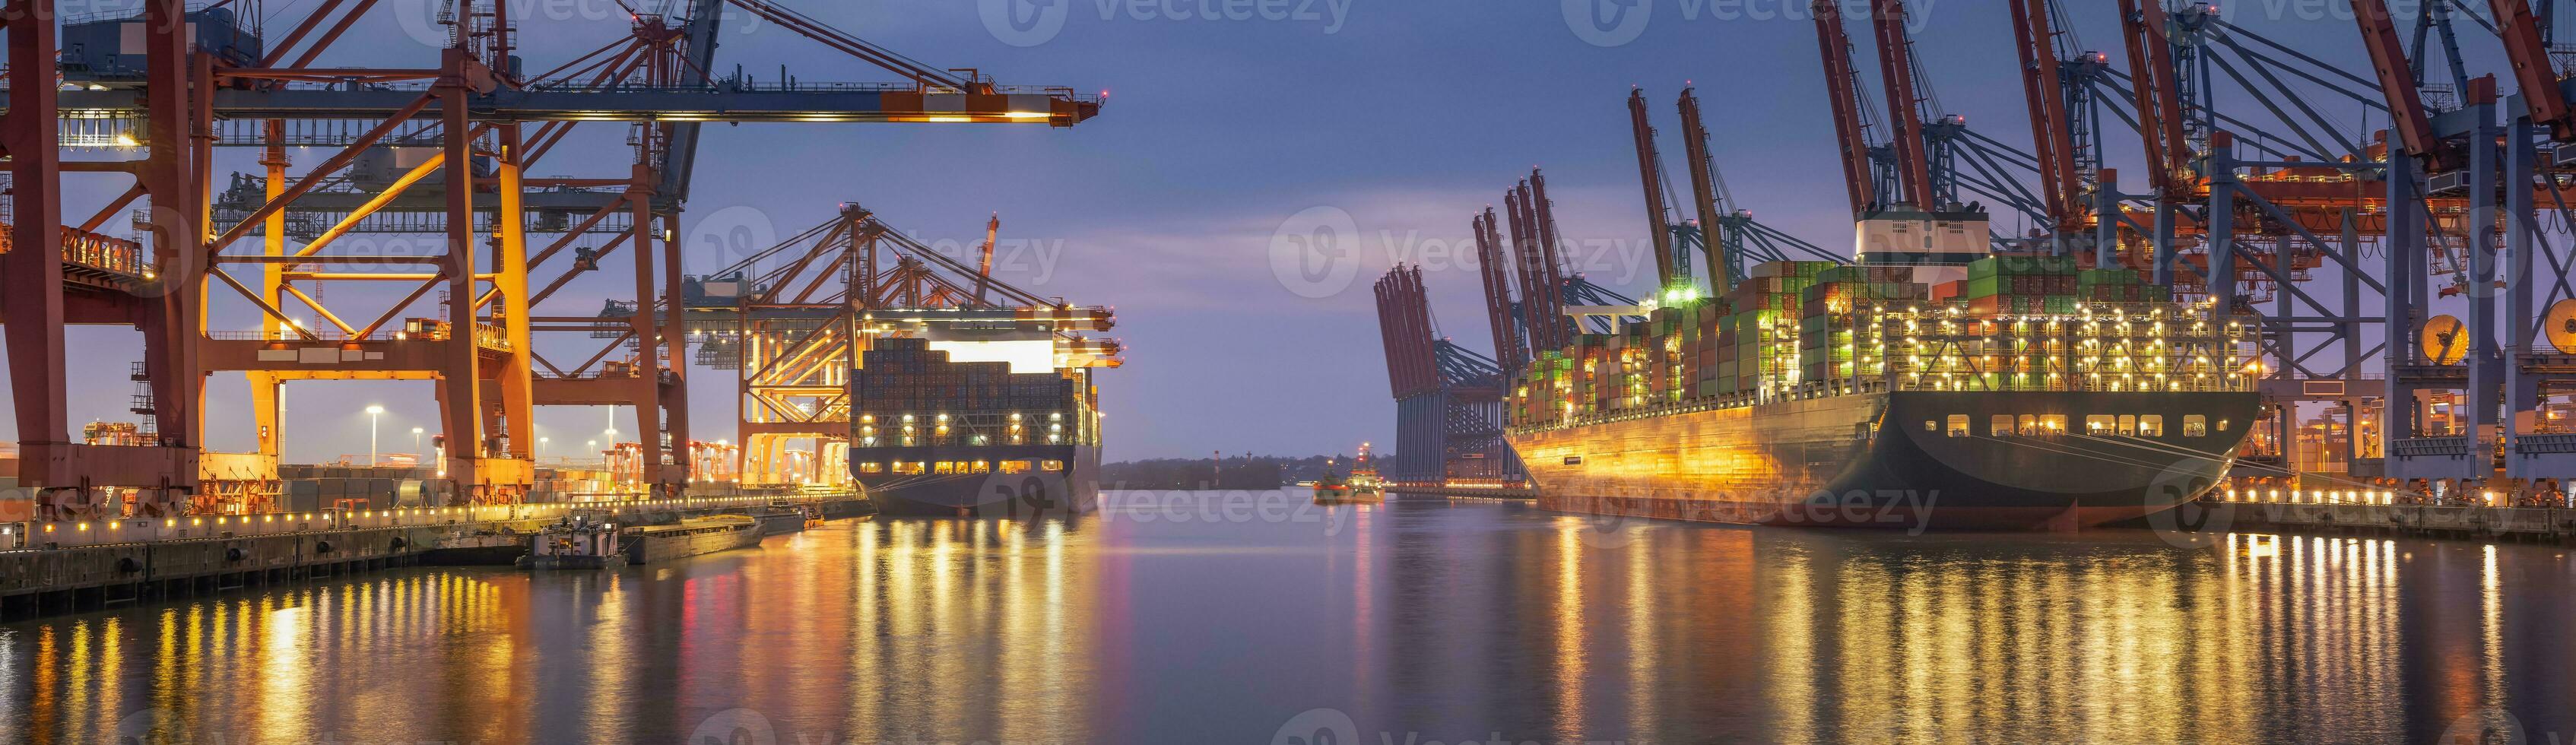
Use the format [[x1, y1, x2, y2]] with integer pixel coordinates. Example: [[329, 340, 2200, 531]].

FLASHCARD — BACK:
[[0, 494, 868, 620], [1397, 486, 1537, 500], [2179, 499, 2576, 544]]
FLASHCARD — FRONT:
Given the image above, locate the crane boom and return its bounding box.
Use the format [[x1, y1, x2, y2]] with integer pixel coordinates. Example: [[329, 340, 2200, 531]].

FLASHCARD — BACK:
[[1472, 209, 1530, 372], [2347, 0, 2444, 165], [1531, 170, 1575, 350], [2009, 0, 2083, 232], [1867, 0, 1938, 209], [1813, 0, 1878, 215], [1628, 89, 1680, 290], [1677, 87, 1733, 293], [1503, 183, 1550, 353], [2117, 0, 2191, 194], [2492, 0, 2574, 141], [972, 213, 998, 305]]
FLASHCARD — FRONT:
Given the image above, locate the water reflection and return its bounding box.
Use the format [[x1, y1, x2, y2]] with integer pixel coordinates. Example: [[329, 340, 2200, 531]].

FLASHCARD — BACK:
[[0, 493, 2565, 743]]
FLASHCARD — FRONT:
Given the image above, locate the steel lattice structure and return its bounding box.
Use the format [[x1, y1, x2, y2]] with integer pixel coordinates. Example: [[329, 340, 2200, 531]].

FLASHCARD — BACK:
[[0, 0, 1100, 518], [1373, 265, 1519, 486], [1382, 0, 2576, 503], [685, 204, 1117, 487]]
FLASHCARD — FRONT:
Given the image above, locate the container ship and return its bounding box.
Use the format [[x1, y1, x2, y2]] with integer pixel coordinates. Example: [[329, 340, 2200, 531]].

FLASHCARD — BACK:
[[1507, 211, 2261, 530], [849, 309, 1116, 517]]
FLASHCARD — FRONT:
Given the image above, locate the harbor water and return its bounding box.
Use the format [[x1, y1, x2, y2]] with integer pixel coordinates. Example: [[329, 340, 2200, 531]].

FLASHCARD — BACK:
[[2, 491, 2571, 743]]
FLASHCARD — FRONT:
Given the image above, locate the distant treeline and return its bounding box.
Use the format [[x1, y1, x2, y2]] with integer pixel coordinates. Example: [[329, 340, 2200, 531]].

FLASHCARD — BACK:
[[1101, 453, 1376, 490]]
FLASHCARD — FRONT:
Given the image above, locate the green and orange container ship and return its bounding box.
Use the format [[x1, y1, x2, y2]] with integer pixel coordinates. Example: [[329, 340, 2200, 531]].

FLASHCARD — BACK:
[[1505, 212, 2263, 531]]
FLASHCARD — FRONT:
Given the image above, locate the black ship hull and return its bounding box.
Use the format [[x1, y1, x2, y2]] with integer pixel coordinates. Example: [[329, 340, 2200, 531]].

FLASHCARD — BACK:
[[1510, 390, 2261, 531], [855, 445, 1101, 518]]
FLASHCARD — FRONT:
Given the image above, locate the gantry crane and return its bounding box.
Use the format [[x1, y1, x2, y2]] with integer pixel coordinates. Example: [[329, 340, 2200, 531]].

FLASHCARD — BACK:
[[1372, 266, 1517, 487], [0, 0, 1102, 518], [686, 204, 1117, 485]]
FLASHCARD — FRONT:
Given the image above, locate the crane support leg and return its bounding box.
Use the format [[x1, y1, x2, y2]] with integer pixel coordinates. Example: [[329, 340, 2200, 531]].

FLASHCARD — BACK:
[[2, 0, 72, 512]]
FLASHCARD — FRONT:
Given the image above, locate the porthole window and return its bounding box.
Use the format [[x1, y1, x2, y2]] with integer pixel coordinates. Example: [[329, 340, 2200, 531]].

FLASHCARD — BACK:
[[2184, 415, 2208, 436]]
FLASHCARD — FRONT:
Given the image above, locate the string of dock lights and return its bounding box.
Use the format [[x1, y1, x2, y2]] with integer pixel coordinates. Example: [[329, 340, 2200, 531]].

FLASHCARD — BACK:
[[26, 494, 813, 544], [2224, 488, 2406, 506]]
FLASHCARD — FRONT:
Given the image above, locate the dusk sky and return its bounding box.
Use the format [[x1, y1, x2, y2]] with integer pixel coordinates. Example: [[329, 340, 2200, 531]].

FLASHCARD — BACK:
[[0, 0, 2505, 461]]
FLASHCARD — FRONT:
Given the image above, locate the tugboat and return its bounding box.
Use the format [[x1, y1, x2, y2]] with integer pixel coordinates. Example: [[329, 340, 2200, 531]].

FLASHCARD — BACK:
[[1314, 449, 1386, 506]]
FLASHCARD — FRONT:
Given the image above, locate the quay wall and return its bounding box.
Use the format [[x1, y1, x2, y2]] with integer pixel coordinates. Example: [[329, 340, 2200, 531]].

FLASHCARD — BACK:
[[2167, 500, 2576, 544], [0, 495, 865, 620]]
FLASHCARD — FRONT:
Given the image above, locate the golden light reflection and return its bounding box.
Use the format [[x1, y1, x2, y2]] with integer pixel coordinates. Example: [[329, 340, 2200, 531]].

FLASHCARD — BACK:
[[257, 605, 312, 742], [1623, 528, 1656, 739], [0, 511, 2562, 743], [1551, 518, 1589, 740]]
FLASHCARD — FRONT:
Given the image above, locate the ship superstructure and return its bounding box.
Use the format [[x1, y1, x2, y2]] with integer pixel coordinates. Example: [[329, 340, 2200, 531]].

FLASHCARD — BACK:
[[850, 319, 1112, 517]]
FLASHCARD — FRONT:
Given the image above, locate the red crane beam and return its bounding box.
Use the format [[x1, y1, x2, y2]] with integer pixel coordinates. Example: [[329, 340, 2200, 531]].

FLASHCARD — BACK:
[[2347, 0, 2445, 166], [2009, 0, 2083, 232], [1867, 0, 1937, 209], [1472, 209, 1530, 372], [1627, 89, 1679, 290], [1812, 0, 1877, 215], [2118, 0, 2192, 195], [1372, 267, 1439, 398], [2491, 0, 2574, 141], [2, 0, 68, 490], [1505, 184, 1541, 350], [1374, 274, 1407, 398], [1677, 87, 1731, 293], [1529, 171, 1573, 349]]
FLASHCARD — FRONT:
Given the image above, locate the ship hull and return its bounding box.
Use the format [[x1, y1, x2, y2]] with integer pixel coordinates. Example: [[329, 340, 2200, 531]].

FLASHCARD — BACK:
[[855, 445, 1101, 518], [1510, 391, 2260, 531], [622, 518, 766, 564]]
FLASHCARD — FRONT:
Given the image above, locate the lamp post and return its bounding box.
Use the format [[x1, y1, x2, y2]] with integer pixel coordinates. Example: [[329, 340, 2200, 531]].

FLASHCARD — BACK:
[[366, 405, 385, 467], [538, 436, 550, 462], [411, 427, 424, 458]]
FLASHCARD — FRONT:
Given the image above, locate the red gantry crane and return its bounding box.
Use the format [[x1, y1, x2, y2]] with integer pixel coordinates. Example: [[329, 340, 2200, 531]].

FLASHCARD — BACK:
[[0, 0, 1103, 518]]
